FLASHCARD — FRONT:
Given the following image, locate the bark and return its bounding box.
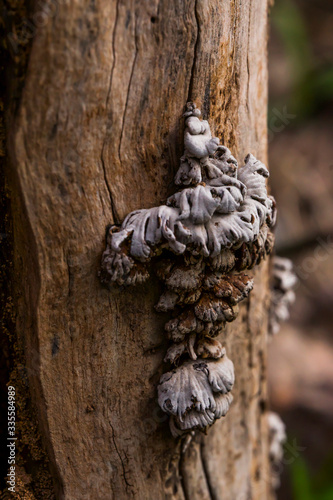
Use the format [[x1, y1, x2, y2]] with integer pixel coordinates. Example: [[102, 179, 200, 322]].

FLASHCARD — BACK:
[[5, 0, 272, 498]]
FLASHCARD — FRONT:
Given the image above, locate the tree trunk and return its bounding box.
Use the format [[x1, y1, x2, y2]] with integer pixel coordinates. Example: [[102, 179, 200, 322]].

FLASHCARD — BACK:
[[5, 0, 272, 498]]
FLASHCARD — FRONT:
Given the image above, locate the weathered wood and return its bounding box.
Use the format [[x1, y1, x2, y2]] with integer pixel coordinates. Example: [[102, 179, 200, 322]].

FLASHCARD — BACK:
[[7, 0, 272, 498]]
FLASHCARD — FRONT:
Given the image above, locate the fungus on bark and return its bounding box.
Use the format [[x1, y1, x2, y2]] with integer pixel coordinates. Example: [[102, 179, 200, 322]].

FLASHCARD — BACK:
[[100, 102, 276, 435], [158, 355, 234, 437]]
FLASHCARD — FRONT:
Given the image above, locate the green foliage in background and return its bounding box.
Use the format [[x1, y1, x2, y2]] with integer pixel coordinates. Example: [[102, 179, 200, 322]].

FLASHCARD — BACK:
[[271, 0, 333, 121], [289, 448, 333, 500]]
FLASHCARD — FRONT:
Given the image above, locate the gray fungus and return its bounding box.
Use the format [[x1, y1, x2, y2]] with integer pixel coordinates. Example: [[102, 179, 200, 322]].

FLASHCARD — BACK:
[[101, 102, 277, 436]]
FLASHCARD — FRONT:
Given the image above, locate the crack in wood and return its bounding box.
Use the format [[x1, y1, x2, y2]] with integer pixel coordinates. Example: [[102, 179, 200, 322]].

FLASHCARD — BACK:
[[179, 449, 191, 500], [187, 0, 200, 104], [200, 441, 215, 500], [101, 152, 119, 224], [246, 0, 252, 121], [118, 13, 139, 167], [106, 0, 120, 109], [100, 0, 120, 224], [108, 420, 134, 493]]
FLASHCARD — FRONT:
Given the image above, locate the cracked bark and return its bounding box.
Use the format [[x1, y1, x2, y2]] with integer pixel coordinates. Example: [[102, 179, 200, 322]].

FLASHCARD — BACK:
[[5, 0, 273, 498]]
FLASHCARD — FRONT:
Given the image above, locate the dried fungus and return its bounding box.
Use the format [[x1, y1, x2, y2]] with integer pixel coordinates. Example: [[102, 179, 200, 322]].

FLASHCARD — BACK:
[[100, 102, 276, 435]]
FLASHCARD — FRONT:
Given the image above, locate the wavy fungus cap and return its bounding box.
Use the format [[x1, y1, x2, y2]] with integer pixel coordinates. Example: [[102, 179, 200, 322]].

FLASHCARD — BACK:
[[158, 355, 234, 436]]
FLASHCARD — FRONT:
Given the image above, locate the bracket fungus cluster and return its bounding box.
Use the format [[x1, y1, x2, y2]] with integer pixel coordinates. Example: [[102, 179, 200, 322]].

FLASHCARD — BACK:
[[101, 102, 276, 436]]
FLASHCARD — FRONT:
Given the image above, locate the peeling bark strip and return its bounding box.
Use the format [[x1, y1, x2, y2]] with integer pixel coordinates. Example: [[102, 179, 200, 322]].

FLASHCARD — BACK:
[[101, 102, 276, 436], [7, 0, 273, 498]]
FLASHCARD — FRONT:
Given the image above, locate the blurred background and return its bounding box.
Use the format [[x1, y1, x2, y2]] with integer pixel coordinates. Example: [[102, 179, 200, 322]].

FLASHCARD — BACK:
[[268, 0, 333, 498]]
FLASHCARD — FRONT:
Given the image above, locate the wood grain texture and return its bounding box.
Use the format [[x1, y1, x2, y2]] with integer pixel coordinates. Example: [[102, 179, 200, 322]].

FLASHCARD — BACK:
[[8, 0, 272, 498]]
